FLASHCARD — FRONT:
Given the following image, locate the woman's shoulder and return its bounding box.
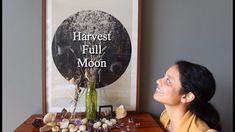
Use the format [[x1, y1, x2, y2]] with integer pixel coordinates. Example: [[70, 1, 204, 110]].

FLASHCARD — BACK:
[[188, 112, 218, 132], [159, 110, 218, 132]]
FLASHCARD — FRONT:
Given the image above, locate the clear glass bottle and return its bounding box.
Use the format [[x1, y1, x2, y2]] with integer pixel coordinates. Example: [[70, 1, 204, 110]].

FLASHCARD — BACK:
[[85, 81, 97, 120]]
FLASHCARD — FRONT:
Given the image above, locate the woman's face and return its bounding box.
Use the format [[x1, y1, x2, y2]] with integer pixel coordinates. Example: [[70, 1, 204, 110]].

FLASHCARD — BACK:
[[153, 64, 184, 106]]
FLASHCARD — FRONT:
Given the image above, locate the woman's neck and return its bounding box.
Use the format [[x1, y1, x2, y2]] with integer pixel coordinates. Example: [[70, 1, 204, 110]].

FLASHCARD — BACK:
[[164, 105, 188, 132]]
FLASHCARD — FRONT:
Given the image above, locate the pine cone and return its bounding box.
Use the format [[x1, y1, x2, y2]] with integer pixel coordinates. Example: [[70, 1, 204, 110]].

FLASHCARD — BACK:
[[32, 118, 44, 128]]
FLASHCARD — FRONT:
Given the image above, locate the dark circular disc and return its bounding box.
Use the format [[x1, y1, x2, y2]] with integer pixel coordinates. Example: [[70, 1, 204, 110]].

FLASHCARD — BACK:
[[52, 10, 131, 88]]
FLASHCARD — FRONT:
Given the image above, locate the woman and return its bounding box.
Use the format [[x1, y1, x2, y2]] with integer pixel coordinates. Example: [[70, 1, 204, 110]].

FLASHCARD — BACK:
[[153, 60, 221, 132]]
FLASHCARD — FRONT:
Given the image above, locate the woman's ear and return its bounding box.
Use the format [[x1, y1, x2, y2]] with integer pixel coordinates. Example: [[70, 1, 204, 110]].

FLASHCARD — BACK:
[[181, 92, 195, 103]]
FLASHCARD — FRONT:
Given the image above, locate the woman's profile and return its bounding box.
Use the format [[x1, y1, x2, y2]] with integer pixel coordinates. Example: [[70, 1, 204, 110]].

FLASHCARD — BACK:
[[153, 60, 222, 132]]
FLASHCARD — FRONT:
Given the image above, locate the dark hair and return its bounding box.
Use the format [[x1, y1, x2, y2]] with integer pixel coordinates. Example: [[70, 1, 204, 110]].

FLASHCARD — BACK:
[[176, 60, 222, 131]]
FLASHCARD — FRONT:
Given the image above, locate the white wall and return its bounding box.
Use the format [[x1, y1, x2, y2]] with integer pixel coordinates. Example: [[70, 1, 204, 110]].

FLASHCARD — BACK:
[[3, 0, 233, 132]]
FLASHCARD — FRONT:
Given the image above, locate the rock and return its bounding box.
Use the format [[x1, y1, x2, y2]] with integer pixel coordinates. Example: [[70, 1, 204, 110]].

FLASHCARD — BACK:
[[60, 119, 69, 129], [61, 108, 68, 118], [110, 118, 117, 124], [32, 118, 44, 128], [61, 128, 68, 132], [93, 121, 101, 129], [68, 124, 75, 129], [101, 118, 107, 123], [47, 122, 57, 127], [102, 123, 108, 130], [43, 113, 57, 124], [81, 118, 88, 125], [70, 125, 79, 132], [52, 126, 59, 132], [39, 125, 52, 132], [79, 125, 86, 131], [115, 105, 127, 119]]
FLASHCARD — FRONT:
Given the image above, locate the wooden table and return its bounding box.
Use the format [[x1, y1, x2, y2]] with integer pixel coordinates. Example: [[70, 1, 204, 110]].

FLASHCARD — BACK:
[[14, 112, 164, 132]]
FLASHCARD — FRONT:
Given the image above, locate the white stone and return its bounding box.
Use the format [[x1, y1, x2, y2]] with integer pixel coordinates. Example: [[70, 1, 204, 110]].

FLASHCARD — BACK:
[[79, 125, 86, 131], [93, 121, 101, 129], [101, 118, 107, 123], [81, 118, 88, 125], [68, 124, 75, 129], [39, 125, 52, 132], [110, 118, 117, 124], [102, 123, 108, 129], [61, 128, 68, 132], [60, 119, 69, 129], [107, 121, 113, 127]]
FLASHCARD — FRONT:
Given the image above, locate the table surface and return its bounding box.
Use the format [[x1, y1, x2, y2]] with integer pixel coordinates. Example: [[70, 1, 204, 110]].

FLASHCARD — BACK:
[[14, 112, 164, 132]]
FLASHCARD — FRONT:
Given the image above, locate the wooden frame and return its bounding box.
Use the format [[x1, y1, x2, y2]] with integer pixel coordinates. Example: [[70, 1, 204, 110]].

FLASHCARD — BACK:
[[42, 0, 142, 114]]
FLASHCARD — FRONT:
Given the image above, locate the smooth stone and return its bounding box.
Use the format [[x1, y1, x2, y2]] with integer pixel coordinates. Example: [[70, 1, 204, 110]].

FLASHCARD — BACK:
[[81, 118, 88, 125], [52, 126, 59, 132], [61, 128, 68, 132], [60, 119, 69, 129], [111, 118, 117, 124], [39, 125, 52, 132], [79, 125, 86, 131], [43, 113, 57, 124], [70, 125, 79, 132], [115, 105, 127, 119], [68, 124, 75, 129], [102, 123, 108, 129], [47, 122, 57, 127], [93, 121, 101, 129]]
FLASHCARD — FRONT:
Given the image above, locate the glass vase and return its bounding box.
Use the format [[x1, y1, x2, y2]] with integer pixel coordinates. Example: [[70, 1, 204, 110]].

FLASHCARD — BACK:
[[85, 81, 97, 120]]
